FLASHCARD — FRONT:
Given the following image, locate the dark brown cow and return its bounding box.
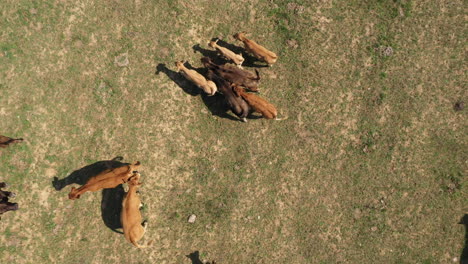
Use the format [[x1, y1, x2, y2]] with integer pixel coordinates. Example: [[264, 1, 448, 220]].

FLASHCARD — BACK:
[[201, 57, 260, 92], [205, 69, 251, 122], [0, 202, 18, 219], [0, 182, 16, 202]]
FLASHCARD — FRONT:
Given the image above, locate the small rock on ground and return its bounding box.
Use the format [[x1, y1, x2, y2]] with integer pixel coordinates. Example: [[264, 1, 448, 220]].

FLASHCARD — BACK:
[[188, 214, 196, 223], [114, 53, 129, 67]]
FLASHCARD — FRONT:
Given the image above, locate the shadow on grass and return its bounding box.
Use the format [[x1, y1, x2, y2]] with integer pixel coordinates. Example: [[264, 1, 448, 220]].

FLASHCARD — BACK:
[[460, 214, 468, 264], [51, 156, 128, 234], [155, 63, 201, 96], [155, 63, 239, 122], [192, 43, 229, 65], [52, 156, 126, 191], [101, 184, 125, 234], [186, 251, 216, 264]]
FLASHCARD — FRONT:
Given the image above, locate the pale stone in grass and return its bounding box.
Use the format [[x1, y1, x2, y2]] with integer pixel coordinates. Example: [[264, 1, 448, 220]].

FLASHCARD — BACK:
[[353, 208, 362, 219], [286, 39, 299, 49], [115, 52, 129, 67], [188, 214, 196, 223]]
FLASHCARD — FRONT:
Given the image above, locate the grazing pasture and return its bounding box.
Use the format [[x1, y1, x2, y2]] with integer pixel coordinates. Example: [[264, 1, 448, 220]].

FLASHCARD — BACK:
[[0, 0, 466, 263]]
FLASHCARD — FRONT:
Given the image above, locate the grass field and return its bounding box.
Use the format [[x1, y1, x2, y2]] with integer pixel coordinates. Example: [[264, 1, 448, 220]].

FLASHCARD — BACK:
[[0, 0, 466, 263]]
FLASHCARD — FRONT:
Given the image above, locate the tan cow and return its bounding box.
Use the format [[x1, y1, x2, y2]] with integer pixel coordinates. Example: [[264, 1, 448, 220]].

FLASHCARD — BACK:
[[208, 39, 245, 68], [233, 32, 278, 66], [121, 173, 148, 248], [175, 61, 217, 96], [68, 161, 141, 200]]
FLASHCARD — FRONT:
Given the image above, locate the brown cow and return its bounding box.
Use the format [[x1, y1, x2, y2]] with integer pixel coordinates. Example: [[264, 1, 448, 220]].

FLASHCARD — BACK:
[[201, 57, 260, 92], [121, 173, 148, 248], [209, 39, 245, 68], [205, 69, 251, 122], [68, 161, 141, 200], [175, 61, 217, 96], [233, 32, 278, 66], [0, 135, 23, 148], [232, 85, 278, 120], [0, 182, 15, 202], [0, 202, 18, 219]]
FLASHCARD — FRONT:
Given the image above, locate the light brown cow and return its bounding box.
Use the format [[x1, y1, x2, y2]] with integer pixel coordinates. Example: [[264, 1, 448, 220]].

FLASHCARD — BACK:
[[0, 135, 23, 148], [208, 39, 245, 68], [233, 32, 278, 66], [121, 173, 148, 248], [233, 85, 278, 119], [175, 61, 217, 95], [68, 161, 141, 200]]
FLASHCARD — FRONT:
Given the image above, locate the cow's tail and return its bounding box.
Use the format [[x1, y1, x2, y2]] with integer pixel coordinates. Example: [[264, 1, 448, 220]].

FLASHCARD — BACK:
[[132, 239, 153, 249], [275, 115, 288, 121]]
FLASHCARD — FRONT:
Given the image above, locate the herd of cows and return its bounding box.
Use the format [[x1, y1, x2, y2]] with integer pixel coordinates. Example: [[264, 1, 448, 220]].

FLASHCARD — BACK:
[[0, 135, 23, 219], [175, 32, 283, 122], [1, 32, 279, 249]]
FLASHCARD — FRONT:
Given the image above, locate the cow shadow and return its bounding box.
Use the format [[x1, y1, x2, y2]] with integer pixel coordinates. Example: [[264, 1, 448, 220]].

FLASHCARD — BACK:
[[192, 44, 229, 65], [52, 156, 127, 191], [51, 156, 128, 234], [186, 251, 216, 264], [155, 63, 201, 96], [101, 184, 125, 233], [155, 63, 239, 122], [460, 214, 468, 263]]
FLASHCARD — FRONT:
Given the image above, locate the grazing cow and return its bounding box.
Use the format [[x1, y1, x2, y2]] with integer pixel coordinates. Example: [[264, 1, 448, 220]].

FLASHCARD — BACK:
[[233, 32, 278, 66], [208, 39, 245, 68], [175, 61, 217, 96], [68, 161, 141, 200], [201, 57, 260, 92], [205, 69, 251, 122], [0, 202, 18, 219], [0, 182, 16, 202], [121, 173, 148, 248], [0, 190, 15, 202], [232, 85, 278, 119], [0, 135, 23, 148]]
